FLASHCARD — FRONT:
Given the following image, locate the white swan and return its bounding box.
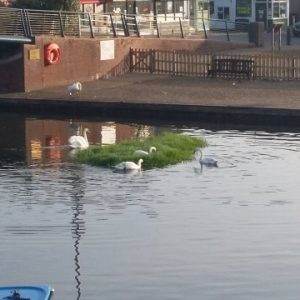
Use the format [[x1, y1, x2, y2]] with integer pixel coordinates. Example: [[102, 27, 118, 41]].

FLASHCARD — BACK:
[[194, 148, 218, 167], [68, 128, 90, 149], [134, 146, 156, 156], [114, 158, 143, 172], [68, 81, 82, 96]]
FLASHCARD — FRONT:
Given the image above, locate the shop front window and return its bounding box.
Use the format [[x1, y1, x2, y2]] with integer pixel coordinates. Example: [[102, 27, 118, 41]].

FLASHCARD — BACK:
[[236, 0, 251, 18], [155, 0, 184, 14]]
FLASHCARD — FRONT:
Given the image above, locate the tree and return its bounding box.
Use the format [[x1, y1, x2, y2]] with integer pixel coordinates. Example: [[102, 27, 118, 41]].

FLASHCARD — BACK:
[[13, 0, 80, 11], [62, 0, 80, 11], [0, 0, 10, 7]]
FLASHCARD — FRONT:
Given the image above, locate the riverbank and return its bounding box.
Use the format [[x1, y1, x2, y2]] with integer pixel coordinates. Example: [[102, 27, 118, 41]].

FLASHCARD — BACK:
[[1, 73, 300, 127]]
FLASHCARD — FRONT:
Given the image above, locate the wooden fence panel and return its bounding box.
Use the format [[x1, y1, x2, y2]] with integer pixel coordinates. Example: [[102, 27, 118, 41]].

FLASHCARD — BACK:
[[129, 48, 300, 81]]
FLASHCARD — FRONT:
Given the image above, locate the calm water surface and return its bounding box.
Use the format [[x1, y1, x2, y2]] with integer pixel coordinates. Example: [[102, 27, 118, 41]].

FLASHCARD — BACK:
[[1, 114, 300, 300]]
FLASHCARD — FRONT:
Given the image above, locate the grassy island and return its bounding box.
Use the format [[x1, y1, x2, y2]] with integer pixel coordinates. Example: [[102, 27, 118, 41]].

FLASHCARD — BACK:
[[74, 132, 207, 170]]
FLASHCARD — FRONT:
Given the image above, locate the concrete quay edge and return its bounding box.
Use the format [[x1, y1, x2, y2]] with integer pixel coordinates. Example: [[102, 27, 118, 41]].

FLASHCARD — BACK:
[[1, 96, 300, 128]]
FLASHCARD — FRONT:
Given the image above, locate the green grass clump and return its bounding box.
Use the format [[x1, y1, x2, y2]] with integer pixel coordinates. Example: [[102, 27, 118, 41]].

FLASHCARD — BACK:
[[74, 132, 207, 170]]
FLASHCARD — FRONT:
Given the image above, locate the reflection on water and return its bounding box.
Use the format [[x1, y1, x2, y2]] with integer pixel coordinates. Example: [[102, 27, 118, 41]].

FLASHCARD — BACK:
[[0, 114, 155, 166], [70, 166, 86, 300], [1, 113, 300, 300]]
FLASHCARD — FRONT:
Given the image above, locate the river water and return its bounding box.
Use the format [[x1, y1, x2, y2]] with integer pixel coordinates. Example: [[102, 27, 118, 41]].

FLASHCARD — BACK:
[[1, 113, 300, 300]]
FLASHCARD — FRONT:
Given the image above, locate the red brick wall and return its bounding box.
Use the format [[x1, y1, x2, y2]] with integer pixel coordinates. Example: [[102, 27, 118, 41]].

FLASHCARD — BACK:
[[1, 36, 252, 92]]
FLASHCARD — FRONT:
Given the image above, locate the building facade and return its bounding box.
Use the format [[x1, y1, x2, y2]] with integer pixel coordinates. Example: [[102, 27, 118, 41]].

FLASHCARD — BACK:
[[209, 0, 289, 28], [79, 0, 290, 30], [80, 0, 211, 21], [289, 0, 300, 23], [80, 0, 104, 13]]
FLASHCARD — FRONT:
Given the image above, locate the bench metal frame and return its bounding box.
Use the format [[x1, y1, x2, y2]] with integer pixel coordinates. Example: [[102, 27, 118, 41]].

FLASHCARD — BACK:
[[208, 57, 254, 79]]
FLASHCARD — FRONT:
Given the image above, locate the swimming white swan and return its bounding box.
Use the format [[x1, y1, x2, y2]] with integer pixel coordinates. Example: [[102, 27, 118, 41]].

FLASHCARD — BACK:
[[194, 148, 218, 167], [114, 158, 143, 172], [134, 146, 156, 156], [68, 128, 90, 149], [68, 81, 82, 96]]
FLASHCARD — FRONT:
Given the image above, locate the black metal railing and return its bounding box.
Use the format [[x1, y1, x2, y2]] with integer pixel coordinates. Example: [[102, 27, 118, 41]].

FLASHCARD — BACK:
[[0, 7, 253, 42]]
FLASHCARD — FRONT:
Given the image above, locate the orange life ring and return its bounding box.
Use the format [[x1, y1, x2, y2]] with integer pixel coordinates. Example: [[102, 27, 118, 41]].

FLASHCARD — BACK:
[[44, 43, 61, 65]]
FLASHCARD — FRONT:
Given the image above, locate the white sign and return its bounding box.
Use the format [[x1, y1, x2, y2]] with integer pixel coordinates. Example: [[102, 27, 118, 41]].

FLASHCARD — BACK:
[[100, 40, 115, 61]]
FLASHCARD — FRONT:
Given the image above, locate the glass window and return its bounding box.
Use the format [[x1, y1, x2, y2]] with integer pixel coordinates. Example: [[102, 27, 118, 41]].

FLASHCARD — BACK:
[[273, 3, 279, 18], [106, 1, 126, 13], [224, 7, 229, 19], [272, 1, 287, 18], [209, 1, 214, 15], [217, 6, 229, 19], [155, 1, 165, 14], [175, 1, 184, 14], [136, 1, 151, 14], [236, 0, 251, 17], [167, 1, 173, 13], [279, 3, 286, 18], [217, 7, 223, 19]]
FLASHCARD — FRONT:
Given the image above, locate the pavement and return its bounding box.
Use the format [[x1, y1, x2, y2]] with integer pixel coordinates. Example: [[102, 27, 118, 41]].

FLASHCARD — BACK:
[[1, 73, 300, 127], [1, 73, 300, 107]]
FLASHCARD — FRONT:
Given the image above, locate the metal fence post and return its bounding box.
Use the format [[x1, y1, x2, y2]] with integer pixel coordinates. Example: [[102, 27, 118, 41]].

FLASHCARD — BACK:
[[23, 9, 32, 37], [279, 26, 282, 51], [20, 9, 28, 37], [155, 16, 160, 38], [179, 17, 184, 38], [272, 26, 275, 51], [121, 14, 129, 36], [88, 13, 94, 38], [59, 12, 65, 37], [109, 14, 117, 38], [287, 26, 291, 46], [202, 18, 207, 39], [225, 21, 230, 42], [133, 16, 140, 37]]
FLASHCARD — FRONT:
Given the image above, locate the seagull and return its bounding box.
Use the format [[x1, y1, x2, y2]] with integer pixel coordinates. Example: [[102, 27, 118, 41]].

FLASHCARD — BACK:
[[68, 82, 82, 96]]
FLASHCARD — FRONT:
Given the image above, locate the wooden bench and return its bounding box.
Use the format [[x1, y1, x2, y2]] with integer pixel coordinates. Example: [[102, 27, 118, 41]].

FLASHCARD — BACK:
[[208, 58, 254, 79]]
